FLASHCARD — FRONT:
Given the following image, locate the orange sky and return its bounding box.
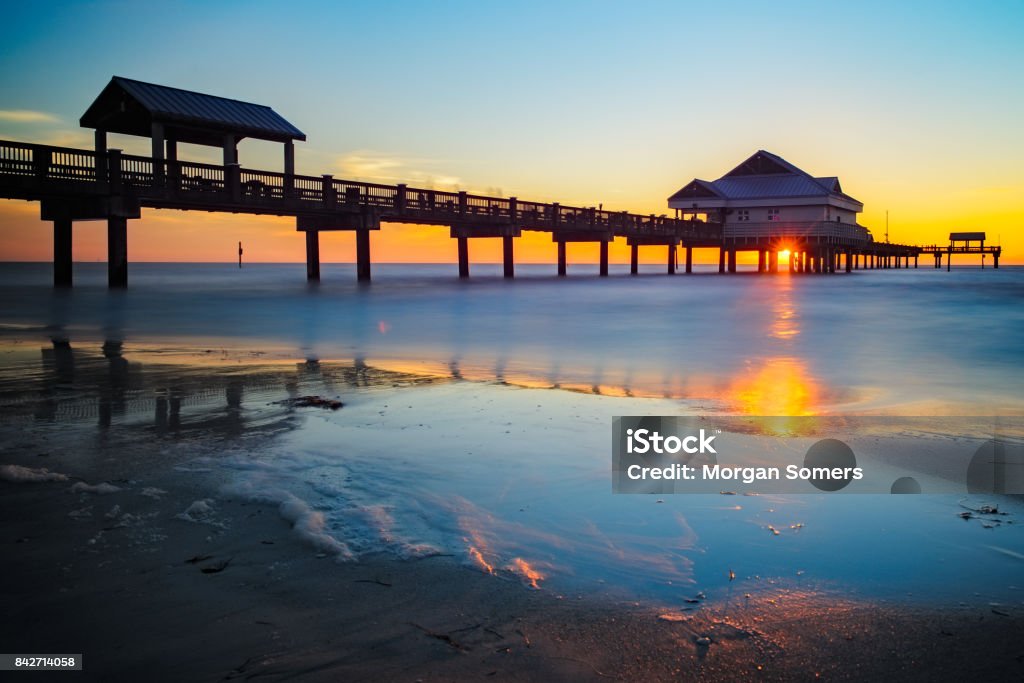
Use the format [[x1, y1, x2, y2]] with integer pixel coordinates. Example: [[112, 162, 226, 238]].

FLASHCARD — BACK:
[[1, 196, 1016, 267], [0, 198, 741, 265]]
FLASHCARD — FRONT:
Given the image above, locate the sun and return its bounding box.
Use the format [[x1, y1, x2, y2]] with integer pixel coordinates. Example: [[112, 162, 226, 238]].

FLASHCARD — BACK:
[[779, 249, 792, 261]]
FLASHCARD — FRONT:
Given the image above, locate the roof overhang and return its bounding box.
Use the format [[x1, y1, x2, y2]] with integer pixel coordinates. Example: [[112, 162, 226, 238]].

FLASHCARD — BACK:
[[80, 77, 306, 146]]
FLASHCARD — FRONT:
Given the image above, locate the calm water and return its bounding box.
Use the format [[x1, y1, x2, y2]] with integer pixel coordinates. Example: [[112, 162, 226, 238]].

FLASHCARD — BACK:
[[2, 262, 1023, 607], [1, 262, 1023, 414]]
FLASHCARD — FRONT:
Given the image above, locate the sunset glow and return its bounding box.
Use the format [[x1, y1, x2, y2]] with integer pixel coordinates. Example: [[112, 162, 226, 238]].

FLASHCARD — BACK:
[[1, 2, 1021, 264]]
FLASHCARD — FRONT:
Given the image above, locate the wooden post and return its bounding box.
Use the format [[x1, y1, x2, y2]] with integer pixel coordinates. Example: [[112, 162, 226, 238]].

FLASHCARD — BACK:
[[284, 140, 295, 198], [629, 243, 638, 275], [503, 234, 514, 278], [54, 218, 72, 287], [994, 253, 1000, 269], [558, 241, 567, 277], [845, 250, 852, 273], [727, 249, 736, 273], [94, 129, 107, 182], [305, 231, 320, 281], [321, 175, 336, 208], [768, 250, 778, 274], [107, 216, 128, 288], [356, 229, 371, 282], [685, 246, 693, 274], [396, 184, 407, 213], [223, 134, 237, 166], [458, 236, 469, 278], [667, 244, 676, 274], [757, 250, 766, 273], [151, 122, 165, 186], [947, 249, 951, 272], [718, 247, 725, 273], [599, 240, 609, 277]]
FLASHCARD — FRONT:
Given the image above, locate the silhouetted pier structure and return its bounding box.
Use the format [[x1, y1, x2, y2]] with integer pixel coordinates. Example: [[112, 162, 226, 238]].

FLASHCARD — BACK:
[[0, 77, 938, 288], [919, 232, 1001, 271]]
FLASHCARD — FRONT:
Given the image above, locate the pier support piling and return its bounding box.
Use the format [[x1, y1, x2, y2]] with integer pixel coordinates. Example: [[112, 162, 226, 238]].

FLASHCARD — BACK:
[[356, 228, 371, 282], [768, 250, 778, 274], [599, 240, 609, 277], [757, 250, 766, 273], [727, 249, 736, 273], [629, 243, 638, 275], [107, 216, 127, 288], [503, 235, 514, 278], [458, 236, 469, 278], [53, 218, 72, 287], [667, 245, 676, 274], [685, 246, 693, 274], [718, 248, 726, 274], [305, 230, 320, 281], [558, 241, 567, 277]]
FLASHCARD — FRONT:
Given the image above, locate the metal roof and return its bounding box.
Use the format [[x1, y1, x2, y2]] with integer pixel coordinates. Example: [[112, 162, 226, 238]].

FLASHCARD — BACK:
[[668, 151, 861, 205], [950, 232, 986, 241], [80, 76, 306, 145]]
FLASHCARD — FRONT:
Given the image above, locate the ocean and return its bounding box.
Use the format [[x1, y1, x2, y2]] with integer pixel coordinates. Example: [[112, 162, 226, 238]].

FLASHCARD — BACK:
[[1, 262, 1023, 607]]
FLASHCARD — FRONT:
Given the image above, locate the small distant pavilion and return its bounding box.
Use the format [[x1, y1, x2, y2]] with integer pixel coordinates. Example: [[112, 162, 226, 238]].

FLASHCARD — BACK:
[[80, 76, 306, 173]]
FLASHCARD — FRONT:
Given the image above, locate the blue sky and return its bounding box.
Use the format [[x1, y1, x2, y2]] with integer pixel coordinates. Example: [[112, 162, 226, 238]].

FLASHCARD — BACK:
[[2, 0, 1023, 259]]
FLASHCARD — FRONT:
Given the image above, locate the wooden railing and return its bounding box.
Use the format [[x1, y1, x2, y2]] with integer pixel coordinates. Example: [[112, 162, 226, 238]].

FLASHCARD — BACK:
[[725, 220, 873, 243], [0, 139, 713, 239]]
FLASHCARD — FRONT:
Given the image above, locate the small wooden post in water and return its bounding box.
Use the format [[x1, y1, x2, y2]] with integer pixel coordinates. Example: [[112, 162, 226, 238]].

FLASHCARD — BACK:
[[238, 241, 243, 269]]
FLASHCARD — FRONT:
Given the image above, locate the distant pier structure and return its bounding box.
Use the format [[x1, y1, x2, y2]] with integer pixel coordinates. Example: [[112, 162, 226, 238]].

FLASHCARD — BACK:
[[0, 77, 985, 288], [920, 232, 1000, 270], [669, 150, 919, 274]]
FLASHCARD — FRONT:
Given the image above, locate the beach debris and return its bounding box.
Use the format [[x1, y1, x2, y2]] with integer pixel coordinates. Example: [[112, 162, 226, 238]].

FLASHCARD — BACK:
[[201, 558, 231, 574], [729, 569, 736, 581], [684, 598, 701, 604], [991, 608, 1010, 617], [720, 491, 737, 495], [696, 591, 706, 600], [958, 511, 973, 520], [516, 628, 531, 648], [658, 613, 688, 622], [184, 554, 213, 564], [767, 525, 780, 536], [354, 578, 392, 588], [410, 622, 468, 652], [71, 481, 122, 495], [789, 523, 804, 530], [656, 499, 664, 504], [277, 395, 343, 410], [0, 464, 68, 483], [695, 636, 713, 647]]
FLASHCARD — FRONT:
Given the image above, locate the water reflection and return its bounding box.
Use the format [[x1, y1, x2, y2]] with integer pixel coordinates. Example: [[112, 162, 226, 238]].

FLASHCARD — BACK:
[[0, 340, 442, 443]]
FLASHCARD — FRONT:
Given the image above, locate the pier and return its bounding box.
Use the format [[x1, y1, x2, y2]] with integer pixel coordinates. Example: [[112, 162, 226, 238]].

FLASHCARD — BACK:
[[920, 232, 1001, 271], [0, 77, 943, 288]]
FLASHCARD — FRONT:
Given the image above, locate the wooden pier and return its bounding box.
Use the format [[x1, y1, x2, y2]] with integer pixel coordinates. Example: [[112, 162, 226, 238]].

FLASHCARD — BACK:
[[919, 232, 1001, 271], [0, 78, 940, 288]]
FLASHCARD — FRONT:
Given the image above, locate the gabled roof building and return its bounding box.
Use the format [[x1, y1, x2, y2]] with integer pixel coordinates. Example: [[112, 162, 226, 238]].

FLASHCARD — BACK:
[[668, 150, 871, 243]]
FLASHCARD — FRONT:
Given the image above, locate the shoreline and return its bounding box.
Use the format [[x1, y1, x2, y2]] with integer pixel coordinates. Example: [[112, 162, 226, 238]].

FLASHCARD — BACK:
[[2, 340, 1024, 680]]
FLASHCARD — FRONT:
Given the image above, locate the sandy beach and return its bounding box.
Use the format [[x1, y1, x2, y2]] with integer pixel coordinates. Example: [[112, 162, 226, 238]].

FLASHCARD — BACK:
[[2, 343, 1023, 681]]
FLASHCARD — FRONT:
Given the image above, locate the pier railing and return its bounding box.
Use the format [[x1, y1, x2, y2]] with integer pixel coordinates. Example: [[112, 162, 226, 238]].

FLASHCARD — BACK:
[[724, 221, 872, 243], [0, 139, 712, 239]]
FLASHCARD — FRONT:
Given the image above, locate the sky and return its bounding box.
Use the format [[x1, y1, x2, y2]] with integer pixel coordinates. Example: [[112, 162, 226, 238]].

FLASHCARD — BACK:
[[1, 0, 1022, 264]]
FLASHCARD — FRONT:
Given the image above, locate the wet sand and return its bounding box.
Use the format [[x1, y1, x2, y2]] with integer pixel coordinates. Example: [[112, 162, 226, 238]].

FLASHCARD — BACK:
[[2, 345, 1023, 681], [4, 471, 1023, 682]]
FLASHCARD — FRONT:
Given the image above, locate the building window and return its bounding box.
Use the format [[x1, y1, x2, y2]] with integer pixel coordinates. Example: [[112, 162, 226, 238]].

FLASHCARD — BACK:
[[767, 209, 780, 221], [737, 210, 749, 222], [836, 216, 841, 223]]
